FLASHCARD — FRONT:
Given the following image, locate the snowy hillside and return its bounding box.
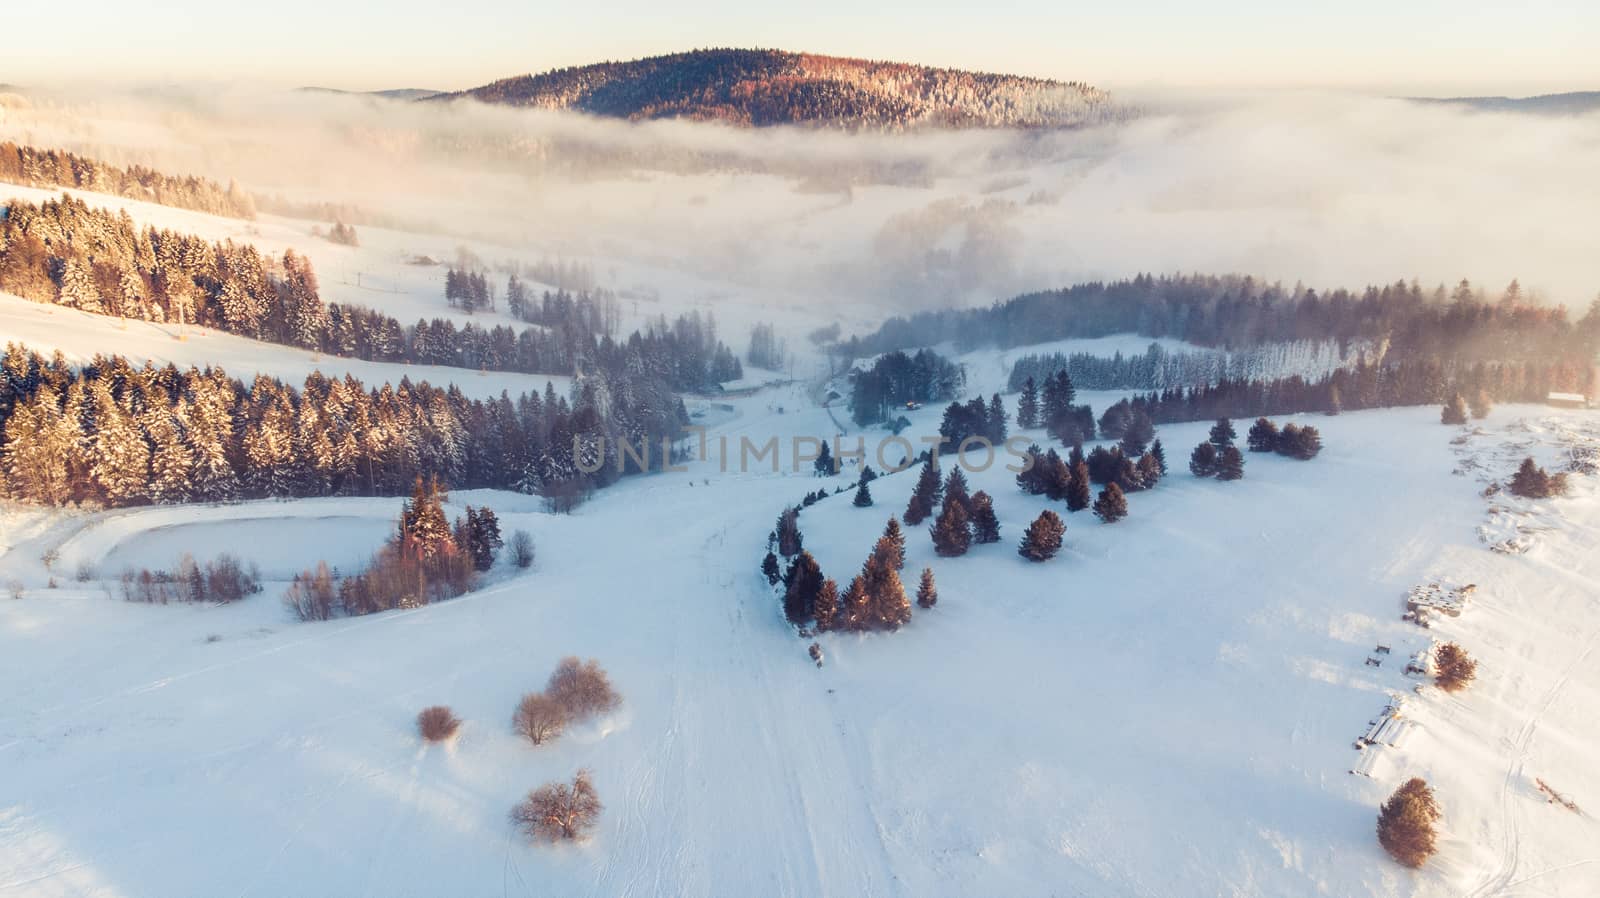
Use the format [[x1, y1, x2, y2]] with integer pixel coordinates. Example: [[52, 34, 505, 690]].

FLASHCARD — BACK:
[[3, 371, 1597, 895]]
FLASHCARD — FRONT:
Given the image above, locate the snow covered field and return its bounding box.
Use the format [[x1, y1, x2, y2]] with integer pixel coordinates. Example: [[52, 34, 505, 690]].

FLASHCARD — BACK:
[[3, 377, 1597, 896]]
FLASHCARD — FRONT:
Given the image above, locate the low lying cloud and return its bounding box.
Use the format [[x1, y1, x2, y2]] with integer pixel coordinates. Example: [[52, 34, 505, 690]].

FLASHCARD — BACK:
[[3, 85, 1597, 312]]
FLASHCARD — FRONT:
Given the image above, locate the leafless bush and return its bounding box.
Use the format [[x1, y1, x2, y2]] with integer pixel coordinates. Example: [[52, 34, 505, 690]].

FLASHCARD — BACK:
[[284, 562, 338, 621], [417, 706, 462, 742], [513, 692, 568, 745], [120, 553, 261, 604], [74, 561, 97, 582], [546, 657, 621, 720], [511, 770, 602, 842], [510, 530, 535, 569], [6, 580, 23, 600]]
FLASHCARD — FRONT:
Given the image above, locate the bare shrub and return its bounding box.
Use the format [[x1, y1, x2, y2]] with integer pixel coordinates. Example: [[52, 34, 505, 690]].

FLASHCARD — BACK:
[[74, 561, 97, 582], [285, 562, 338, 621], [120, 553, 261, 604], [1434, 642, 1478, 692], [417, 706, 462, 742], [511, 770, 602, 842], [513, 692, 568, 745], [510, 530, 535, 569], [1377, 777, 1440, 868], [546, 657, 621, 720], [6, 580, 23, 600]]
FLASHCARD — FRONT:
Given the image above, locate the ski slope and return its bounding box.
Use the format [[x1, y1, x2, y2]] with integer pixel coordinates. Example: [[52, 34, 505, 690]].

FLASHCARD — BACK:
[[2, 377, 1597, 897]]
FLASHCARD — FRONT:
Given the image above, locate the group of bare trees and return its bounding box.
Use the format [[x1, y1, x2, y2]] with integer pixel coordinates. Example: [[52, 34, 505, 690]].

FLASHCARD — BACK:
[[514, 657, 622, 748]]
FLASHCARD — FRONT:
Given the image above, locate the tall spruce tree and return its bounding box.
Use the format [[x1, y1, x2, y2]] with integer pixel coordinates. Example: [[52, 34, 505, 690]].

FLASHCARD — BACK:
[[1149, 439, 1168, 475], [944, 466, 972, 514], [1066, 461, 1092, 512], [776, 507, 803, 557], [916, 567, 938, 609], [783, 551, 824, 628], [1377, 778, 1440, 868], [931, 497, 972, 557], [1189, 442, 1219, 477], [970, 491, 1001, 544], [1208, 418, 1237, 449], [1017, 376, 1039, 429], [881, 517, 907, 569], [813, 578, 840, 632], [903, 455, 941, 525], [1216, 445, 1245, 481], [1440, 394, 1468, 425]]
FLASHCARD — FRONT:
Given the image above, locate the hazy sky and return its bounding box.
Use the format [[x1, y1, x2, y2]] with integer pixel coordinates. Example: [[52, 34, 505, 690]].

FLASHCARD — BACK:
[[5, 1, 1597, 95]]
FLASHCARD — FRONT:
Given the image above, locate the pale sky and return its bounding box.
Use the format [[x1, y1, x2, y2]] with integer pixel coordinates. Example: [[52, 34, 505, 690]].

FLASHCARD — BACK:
[[5, 1, 1597, 96]]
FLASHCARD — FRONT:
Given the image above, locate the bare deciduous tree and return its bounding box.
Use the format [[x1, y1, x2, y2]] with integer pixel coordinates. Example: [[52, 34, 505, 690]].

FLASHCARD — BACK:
[[417, 706, 461, 742], [546, 657, 621, 720], [513, 692, 568, 745], [511, 769, 602, 842]]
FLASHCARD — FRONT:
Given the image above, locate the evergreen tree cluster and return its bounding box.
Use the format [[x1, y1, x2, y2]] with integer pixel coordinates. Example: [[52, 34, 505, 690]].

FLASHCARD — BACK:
[[746, 322, 786, 370], [937, 394, 1008, 447], [845, 273, 1600, 379], [445, 267, 495, 312], [0, 197, 742, 391], [1190, 418, 1246, 480], [847, 349, 965, 426], [0, 142, 257, 218], [1037, 370, 1095, 444], [0, 342, 687, 508]]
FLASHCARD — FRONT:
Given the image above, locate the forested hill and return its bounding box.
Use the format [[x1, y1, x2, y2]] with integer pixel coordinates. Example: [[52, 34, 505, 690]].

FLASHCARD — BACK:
[[433, 48, 1117, 129]]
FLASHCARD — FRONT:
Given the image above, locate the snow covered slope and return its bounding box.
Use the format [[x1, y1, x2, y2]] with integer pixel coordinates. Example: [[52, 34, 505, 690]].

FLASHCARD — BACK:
[[2, 381, 1597, 896]]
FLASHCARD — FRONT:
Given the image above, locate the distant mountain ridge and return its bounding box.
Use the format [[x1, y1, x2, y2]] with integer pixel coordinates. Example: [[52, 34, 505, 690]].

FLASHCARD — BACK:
[[298, 87, 441, 101], [432, 48, 1117, 129], [1409, 91, 1600, 115]]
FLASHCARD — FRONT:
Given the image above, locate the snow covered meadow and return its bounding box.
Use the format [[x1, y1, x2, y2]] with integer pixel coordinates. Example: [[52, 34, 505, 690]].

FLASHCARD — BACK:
[[2, 374, 1597, 895]]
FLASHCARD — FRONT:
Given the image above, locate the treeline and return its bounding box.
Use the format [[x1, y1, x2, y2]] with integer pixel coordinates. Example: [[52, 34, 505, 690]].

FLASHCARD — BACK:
[[1007, 340, 1356, 392], [844, 273, 1600, 377], [0, 142, 257, 219], [848, 349, 965, 426], [0, 196, 740, 391], [0, 342, 687, 509], [1113, 353, 1586, 426]]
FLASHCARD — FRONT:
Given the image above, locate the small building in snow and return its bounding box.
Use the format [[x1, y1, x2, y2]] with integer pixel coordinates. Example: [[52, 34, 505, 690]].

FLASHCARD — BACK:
[[1546, 392, 1590, 410]]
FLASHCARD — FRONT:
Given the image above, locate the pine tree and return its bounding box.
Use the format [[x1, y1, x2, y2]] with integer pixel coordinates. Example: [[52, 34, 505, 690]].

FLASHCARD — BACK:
[[944, 466, 972, 514], [880, 517, 907, 569], [987, 393, 1008, 442], [466, 506, 503, 570], [1509, 456, 1552, 498], [1149, 439, 1168, 475], [1440, 393, 1468, 425], [1017, 510, 1065, 561], [903, 455, 941, 525], [761, 550, 781, 586], [1208, 418, 1237, 449], [783, 551, 824, 627], [970, 491, 1001, 544], [1119, 410, 1154, 456], [931, 497, 972, 557], [1377, 778, 1440, 868], [1216, 445, 1245, 481], [1093, 483, 1128, 523], [1065, 461, 1092, 512], [1135, 452, 1162, 488], [814, 440, 834, 476], [1468, 389, 1493, 420], [1017, 376, 1039, 429], [861, 551, 912, 630], [840, 576, 870, 631], [916, 567, 938, 608], [813, 578, 840, 631], [1247, 417, 1279, 453], [1039, 449, 1071, 501], [1189, 442, 1219, 477], [776, 507, 803, 556], [853, 480, 873, 507], [1015, 444, 1046, 494]]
